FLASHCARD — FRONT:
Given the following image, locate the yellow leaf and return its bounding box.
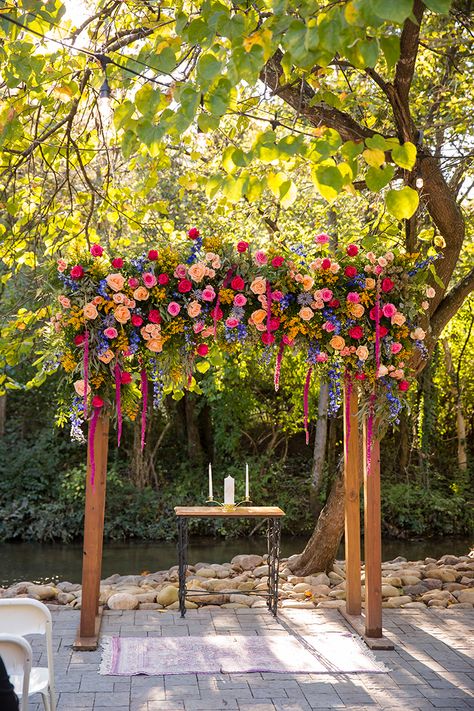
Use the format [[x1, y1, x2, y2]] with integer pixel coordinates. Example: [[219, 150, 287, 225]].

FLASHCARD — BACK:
[[362, 147, 385, 168], [53, 85, 73, 102]]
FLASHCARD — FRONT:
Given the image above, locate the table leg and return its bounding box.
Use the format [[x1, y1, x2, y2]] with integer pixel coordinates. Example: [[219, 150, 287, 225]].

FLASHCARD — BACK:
[[268, 517, 281, 616], [177, 516, 188, 618]]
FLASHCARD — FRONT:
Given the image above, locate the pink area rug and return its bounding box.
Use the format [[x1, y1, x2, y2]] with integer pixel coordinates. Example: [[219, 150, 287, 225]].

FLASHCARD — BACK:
[[100, 633, 387, 675]]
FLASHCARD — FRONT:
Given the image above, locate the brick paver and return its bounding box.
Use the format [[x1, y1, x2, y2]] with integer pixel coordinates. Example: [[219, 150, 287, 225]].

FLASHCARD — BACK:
[[24, 607, 473, 710]]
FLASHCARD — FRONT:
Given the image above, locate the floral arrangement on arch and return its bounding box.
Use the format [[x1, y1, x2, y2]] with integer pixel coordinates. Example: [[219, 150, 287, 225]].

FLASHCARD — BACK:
[[43, 228, 437, 477]]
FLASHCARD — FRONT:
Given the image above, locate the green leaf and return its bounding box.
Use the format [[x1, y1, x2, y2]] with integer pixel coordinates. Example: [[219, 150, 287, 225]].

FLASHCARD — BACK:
[[205, 78, 233, 116], [365, 164, 395, 191], [392, 142, 417, 170], [423, 0, 452, 13], [197, 113, 220, 132], [154, 46, 176, 74], [196, 53, 223, 87], [135, 85, 162, 118], [279, 179, 297, 208], [372, 0, 414, 24], [311, 164, 344, 201], [380, 35, 401, 69], [365, 134, 389, 151], [385, 186, 419, 219]]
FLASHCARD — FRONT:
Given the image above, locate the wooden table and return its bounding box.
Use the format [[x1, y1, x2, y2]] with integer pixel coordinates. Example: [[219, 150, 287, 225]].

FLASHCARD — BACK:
[[174, 506, 285, 618]]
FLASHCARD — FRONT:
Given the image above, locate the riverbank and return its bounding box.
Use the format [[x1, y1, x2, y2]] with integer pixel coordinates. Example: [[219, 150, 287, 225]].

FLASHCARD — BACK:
[[2, 552, 473, 611]]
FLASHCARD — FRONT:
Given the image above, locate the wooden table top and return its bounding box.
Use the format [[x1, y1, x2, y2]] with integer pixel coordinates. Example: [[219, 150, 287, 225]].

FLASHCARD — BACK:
[[174, 506, 285, 518]]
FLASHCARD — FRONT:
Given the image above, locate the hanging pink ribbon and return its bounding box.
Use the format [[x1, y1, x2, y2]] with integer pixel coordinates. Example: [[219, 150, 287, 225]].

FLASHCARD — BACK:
[[88, 404, 102, 488], [303, 366, 313, 445], [266, 280, 272, 337], [367, 279, 382, 475], [366, 393, 376, 476], [375, 279, 381, 373], [213, 267, 235, 337], [140, 368, 148, 451], [274, 340, 285, 392], [114, 362, 122, 447], [344, 371, 353, 459], [83, 330, 89, 419]]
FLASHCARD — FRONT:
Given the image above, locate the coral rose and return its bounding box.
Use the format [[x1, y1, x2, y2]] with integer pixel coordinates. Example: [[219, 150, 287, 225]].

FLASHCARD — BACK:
[[377, 364, 389, 377], [330, 335, 345, 350], [188, 262, 206, 282], [350, 303, 365, 318], [98, 350, 114, 364], [356, 345, 369, 361], [250, 277, 266, 294], [365, 277, 376, 289], [302, 275, 314, 291], [147, 338, 163, 353], [426, 286, 436, 298], [114, 306, 131, 324], [391, 312, 406, 326], [187, 301, 202, 318], [83, 303, 98, 320], [106, 273, 125, 292], [410, 327, 426, 340], [251, 309, 267, 325], [133, 287, 149, 301], [74, 379, 91, 397], [58, 295, 71, 309], [299, 307, 314, 321], [57, 259, 67, 272]]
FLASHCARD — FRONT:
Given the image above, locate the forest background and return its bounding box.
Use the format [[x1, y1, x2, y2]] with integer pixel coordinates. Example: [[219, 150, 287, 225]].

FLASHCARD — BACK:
[[0, 0, 472, 563]]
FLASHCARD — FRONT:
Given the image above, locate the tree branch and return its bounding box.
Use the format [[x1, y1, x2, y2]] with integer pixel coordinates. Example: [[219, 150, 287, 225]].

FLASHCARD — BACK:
[[430, 268, 474, 342], [394, 0, 425, 106]]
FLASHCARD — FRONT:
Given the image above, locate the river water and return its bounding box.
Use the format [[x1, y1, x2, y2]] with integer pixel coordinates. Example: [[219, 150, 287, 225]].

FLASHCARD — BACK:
[[0, 537, 471, 587]]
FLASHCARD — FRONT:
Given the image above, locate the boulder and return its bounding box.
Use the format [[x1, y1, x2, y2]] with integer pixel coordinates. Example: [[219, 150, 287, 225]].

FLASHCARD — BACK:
[[26, 585, 58, 600], [167, 600, 197, 610], [316, 600, 346, 608], [281, 600, 315, 609], [57, 581, 81, 593], [383, 595, 413, 608], [253, 565, 269, 577], [107, 593, 138, 610], [57, 592, 75, 605], [381, 585, 400, 598], [156, 585, 179, 607], [401, 601, 427, 609], [196, 568, 217, 578], [135, 592, 157, 604], [188, 594, 227, 605], [237, 581, 256, 592], [438, 555, 460, 566], [381, 577, 402, 588], [423, 568, 457, 583], [403, 583, 428, 597], [308, 573, 331, 587], [401, 576, 422, 586], [293, 582, 311, 593], [328, 572, 344, 583], [419, 578, 443, 590], [229, 594, 254, 607], [231, 554, 264, 570], [221, 603, 248, 609], [451, 602, 473, 609], [456, 590, 474, 604]]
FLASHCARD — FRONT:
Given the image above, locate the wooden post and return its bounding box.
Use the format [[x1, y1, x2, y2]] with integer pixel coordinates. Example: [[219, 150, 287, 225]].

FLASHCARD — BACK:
[[74, 410, 109, 650], [363, 418, 382, 638], [343, 382, 361, 615]]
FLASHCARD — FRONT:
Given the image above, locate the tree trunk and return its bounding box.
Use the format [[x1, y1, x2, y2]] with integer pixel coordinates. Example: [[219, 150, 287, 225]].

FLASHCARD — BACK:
[[288, 459, 345, 575], [442, 339, 468, 471], [310, 382, 328, 517], [184, 393, 204, 465], [398, 411, 410, 474], [0, 394, 5, 437]]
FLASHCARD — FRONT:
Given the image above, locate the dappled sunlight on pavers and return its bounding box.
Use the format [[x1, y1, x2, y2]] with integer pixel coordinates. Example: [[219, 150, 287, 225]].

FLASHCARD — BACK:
[[24, 607, 473, 710]]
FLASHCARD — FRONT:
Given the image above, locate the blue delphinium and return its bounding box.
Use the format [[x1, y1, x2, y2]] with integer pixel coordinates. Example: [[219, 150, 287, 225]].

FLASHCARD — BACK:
[[69, 397, 85, 443], [328, 362, 342, 416], [186, 236, 203, 264]]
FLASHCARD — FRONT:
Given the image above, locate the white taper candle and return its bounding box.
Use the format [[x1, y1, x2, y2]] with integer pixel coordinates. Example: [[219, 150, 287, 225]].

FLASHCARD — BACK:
[[245, 463, 249, 499], [208, 462, 213, 500]]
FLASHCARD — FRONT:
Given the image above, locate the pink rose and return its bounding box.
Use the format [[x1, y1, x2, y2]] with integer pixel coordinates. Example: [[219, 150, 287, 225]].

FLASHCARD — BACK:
[[237, 241, 249, 253], [320, 288, 333, 302], [158, 274, 169, 285], [202, 287, 216, 302], [316, 353, 328, 362], [315, 233, 330, 244], [271, 290, 283, 302], [90, 243, 103, 257], [347, 292, 360, 303], [193, 321, 205, 334], [197, 343, 209, 356], [225, 317, 239, 328], [374, 265, 383, 275], [233, 294, 247, 307], [391, 342, 403, 354], [128, 277, 139, 288], [143, 272, 157, 288], [271, 256, 284, 267], [322, 321, 335, 332], [382, 303, 397, 318], [426, 286, 436, 299], [70, 265, 84, 279], [167, 302, 181, 316], [174, 264, 187, 279], [254, 250, 267, 265], [104, 327, 118, 339]]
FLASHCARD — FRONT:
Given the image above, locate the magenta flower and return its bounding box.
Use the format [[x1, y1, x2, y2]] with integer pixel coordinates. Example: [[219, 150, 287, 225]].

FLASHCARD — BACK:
[[315, 233, 330, 244], [382, 303, 397, 318], [320, 288, 333, 302], [233, 294, 247, 307], [347, 292, 360, 303], [90, 244, 103, 257], [254, 250, 268, 265], [167, 302, 181, 316], [104, 327, 118, 339], [202, 287, 216, 302], [143, 272, 157, 288], [225, 317, 239, 328], [391, 342, 403, 354]]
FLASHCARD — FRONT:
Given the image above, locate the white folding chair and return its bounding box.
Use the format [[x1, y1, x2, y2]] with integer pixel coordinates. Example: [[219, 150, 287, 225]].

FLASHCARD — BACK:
[[0, 633, 32, 711], [0, 599, 56, 711]]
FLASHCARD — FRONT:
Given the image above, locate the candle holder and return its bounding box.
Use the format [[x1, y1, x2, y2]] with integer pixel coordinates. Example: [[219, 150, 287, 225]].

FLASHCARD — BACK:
[[206, 496, 252, 511]]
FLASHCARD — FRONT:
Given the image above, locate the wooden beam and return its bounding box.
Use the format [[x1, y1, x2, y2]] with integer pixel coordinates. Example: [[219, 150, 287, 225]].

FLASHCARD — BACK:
[[339, 609, 394, 650], [343, 382, 361, 616], [363, 419, 382, 638], [74, 410, 109, 651]]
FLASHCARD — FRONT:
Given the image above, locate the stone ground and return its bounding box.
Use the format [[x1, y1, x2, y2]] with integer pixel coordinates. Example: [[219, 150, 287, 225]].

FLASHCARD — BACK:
[[27, 607, 473, 711]]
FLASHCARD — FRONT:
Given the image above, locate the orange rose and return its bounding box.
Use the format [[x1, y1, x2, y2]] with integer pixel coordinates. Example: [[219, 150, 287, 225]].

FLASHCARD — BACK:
[[133, 287, 149, 301], [140, 327, 151, 341], [114, 306, 131, 324], [356, 345, 369, 361], [113, 292, 125, 303], [73, 379, 91, 396], [106, 273, 125, 292], [251, 309, 267, 325], [147, 338, 163, 353], [188, 262, 206, 282], [391, 312, 406, 326], [299, 307, 314, 321], [250, 277, 266, 295], [302, 275, 314, 291], [350, 303, 365, 318], [187, 301, 202, 318], [365, 278, 376, 290], [98, 349, 114, 364], [83, 303, 98, 320], [330, 335, 345, 350]]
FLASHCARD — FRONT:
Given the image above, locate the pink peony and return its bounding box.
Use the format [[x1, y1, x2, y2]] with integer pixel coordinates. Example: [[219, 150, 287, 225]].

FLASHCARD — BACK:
[[111, 258, 124, 269], [143, 272, 157, 288], [321, 288, 333, 302], [315, 233, 330, 244], [381, 277, 395, 293], [90, 243, 103, 257], [234, 294, 247, 307], [347, 292, 360, 303], [131, 315, 143, 327], [158, 273, 169, 285], [254, 250, 268, 265], [167, 302, 181, 316], [128, 277, 139, 288], [231, 276, 245, 291], [148, 249, 158, 260], [382, 303, 397, 318], [322, 321, 336, 333], [104, 327, 118, 339], [70, 265, 84, 279], [178, 279, 192, 293], [237, 241, 249, 253], [271, 256, 284, 267], [225, 317, 239, 328]]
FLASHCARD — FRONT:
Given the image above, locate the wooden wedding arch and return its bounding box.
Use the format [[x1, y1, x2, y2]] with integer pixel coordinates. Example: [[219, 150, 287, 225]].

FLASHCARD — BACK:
[[73, 380, 393, 651]]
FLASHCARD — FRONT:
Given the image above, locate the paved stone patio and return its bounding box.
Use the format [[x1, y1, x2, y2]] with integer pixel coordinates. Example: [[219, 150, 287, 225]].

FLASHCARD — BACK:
[[27, 607, 473, 711]]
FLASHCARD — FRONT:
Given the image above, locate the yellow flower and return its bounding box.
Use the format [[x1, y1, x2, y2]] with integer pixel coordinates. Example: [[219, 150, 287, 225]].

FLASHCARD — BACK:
[[218, 288, 234, 305], [60, 352, 77, 373]]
